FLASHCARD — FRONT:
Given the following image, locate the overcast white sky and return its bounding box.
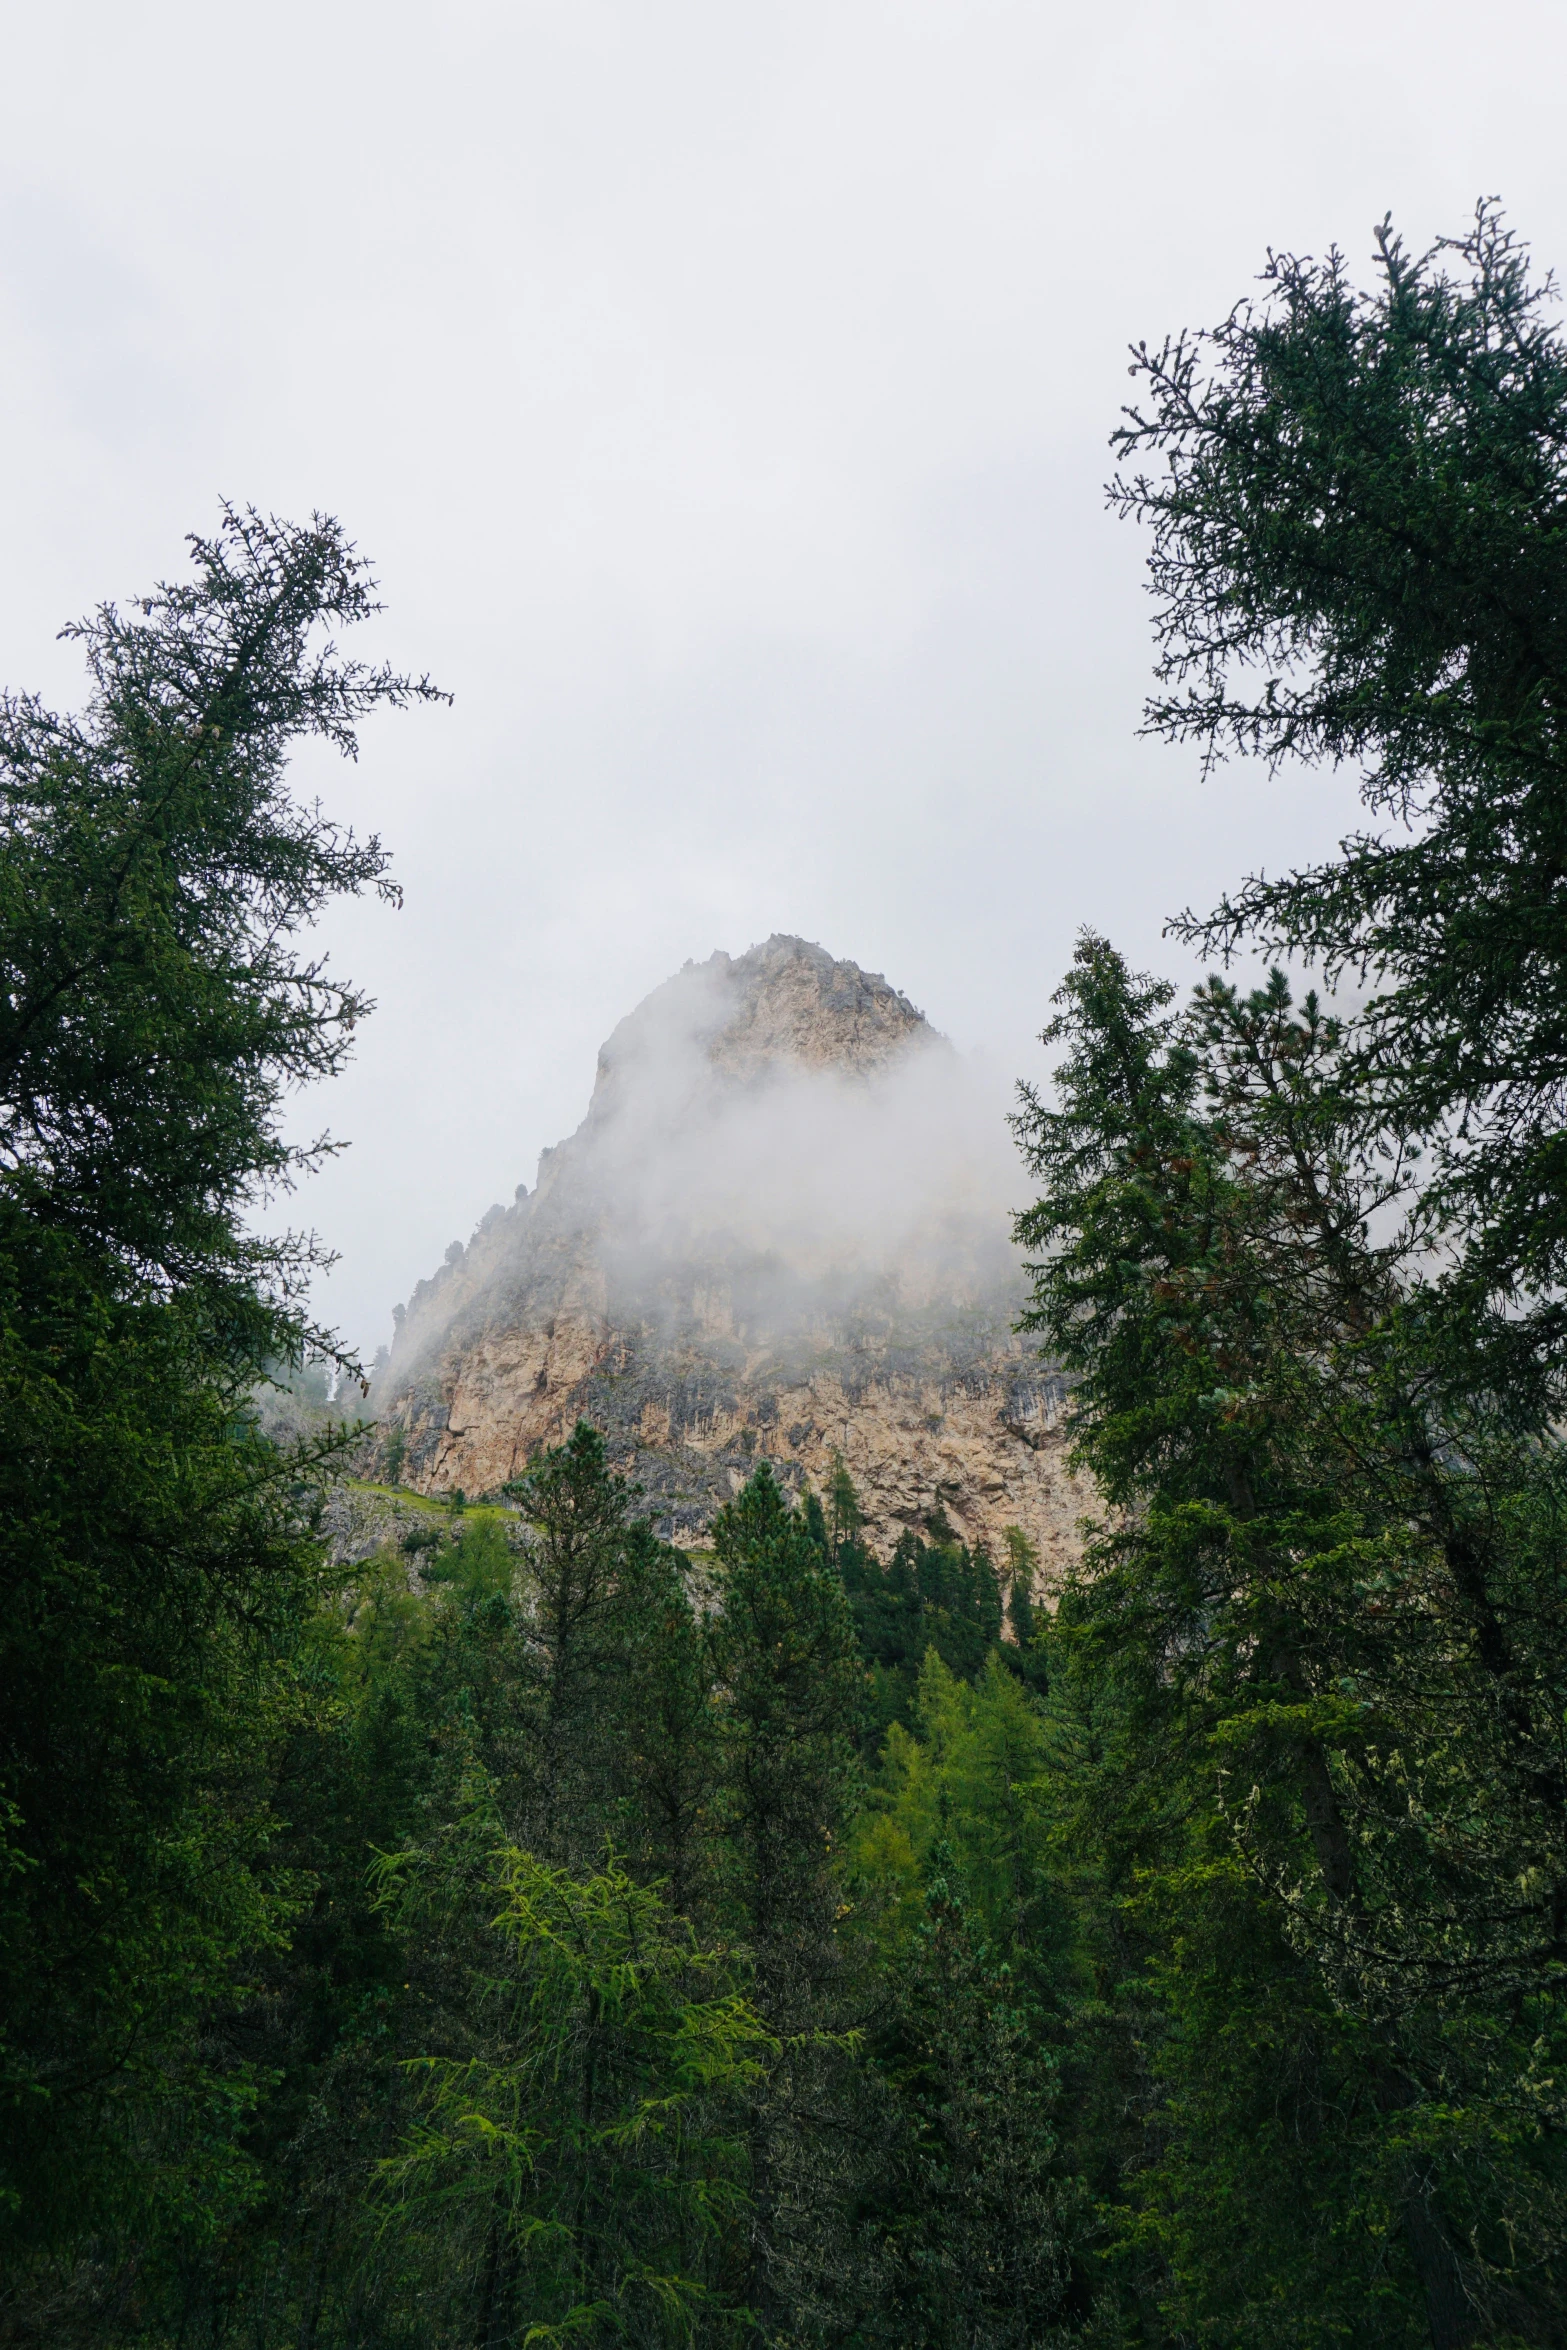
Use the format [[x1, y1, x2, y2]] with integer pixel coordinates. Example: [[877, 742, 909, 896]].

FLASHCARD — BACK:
[[4, 1, 1563, 1357]]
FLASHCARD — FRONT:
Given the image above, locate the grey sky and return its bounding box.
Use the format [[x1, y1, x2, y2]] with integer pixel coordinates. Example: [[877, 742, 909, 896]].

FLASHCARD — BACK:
[[3, 1, 1562, 1357]]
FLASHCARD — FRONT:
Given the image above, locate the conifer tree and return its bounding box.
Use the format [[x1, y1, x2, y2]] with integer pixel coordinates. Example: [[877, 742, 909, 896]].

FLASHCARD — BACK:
[[1014, 932, 1567, 2342], [378, 1836, 769, 2347], [708, 1462, 861, 1981], [504, 1421, 640, 1860], [1113, 202, 1567, 1380], [708, 1463, 863, 2334], [0, 510, 439, 2276], [615, 1522, 719, 1917], [859, 1872, 1073, 2349]]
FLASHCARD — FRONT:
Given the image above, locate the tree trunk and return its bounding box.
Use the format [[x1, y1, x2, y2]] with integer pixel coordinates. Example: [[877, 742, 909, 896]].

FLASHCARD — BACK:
[[1401, 2171, 1479, 2350]]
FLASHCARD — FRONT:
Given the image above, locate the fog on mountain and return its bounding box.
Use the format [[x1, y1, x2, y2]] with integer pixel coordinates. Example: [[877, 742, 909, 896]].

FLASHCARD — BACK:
[[372, 935, 1087, 1566]]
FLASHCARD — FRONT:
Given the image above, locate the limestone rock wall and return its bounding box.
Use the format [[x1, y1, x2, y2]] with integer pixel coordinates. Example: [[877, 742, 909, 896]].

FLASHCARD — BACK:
[[388, 1305, 1093, 1583], [371, 935, 1093, 1590]]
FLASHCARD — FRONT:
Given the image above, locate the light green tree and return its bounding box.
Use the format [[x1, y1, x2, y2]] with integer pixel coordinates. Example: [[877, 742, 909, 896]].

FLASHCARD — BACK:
[[379, 1838, 770, 2348]]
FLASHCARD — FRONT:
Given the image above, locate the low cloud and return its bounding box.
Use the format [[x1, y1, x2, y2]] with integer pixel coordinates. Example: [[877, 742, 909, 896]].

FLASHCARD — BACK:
[[382, 945, 1031, 1390]]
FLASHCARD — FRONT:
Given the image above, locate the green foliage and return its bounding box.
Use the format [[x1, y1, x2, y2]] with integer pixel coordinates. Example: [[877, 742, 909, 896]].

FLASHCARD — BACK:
[[854, 1873, 1075, 2350], [30, 193, 1567, 2350], [499, 1423, 649, 1861], [0, 504, 443, 1350], [614, 1527, 718, 1918], [855, 1653, 1060, 1972], [831, 1506, 1005, 1747], [0, 512, 437, 2283], [826, 1453, 863, 1551], [1063, 208, 1567, 2320], [847, 1659, 1078, 2346], [421, 1510, 517, 1605], [1012, 931, 1567, 2340], [1001, 1528, 1046, 1685], [1113, 201, 1567, 1361], [378, 1837, 770, 2347], [0, 1257, 311, 2250], [708, 1462, 862, 1974]]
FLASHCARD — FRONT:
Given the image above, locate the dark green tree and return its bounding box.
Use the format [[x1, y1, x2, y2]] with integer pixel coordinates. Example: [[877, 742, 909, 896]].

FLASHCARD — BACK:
[[848, 1654, 1082, 2346], [1112, 201, 1567, 1369], [0, 508, 438, 2285], [1012, 932, 1567, 2344], [708, 1464, 863, 2336], [827, 1453, 864, 1557], [821, 1471, 1007, 1747], [504, 1422, 644, 1860], [709, 1463, 862, 1984], [855, 1872, 1073, 2350], [0, 504, 442, 1343], [615, 1523, 720, 1918], [1078, 204, 1567, 2338]]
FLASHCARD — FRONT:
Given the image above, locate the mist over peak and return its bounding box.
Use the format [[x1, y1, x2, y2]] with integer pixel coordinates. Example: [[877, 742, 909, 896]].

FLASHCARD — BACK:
[[540, 934, 942, 1221], [372, 937, 1080, 1567], [385, 936, 1016, 1368], [589, 934, 932, 1099]]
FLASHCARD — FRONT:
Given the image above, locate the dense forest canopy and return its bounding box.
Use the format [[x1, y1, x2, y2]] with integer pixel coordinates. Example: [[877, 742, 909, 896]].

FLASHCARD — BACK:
[[5, 205, 1567, 2348]]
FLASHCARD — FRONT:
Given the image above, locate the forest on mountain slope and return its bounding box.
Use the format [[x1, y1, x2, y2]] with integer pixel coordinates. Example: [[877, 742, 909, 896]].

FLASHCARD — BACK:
[[5, 202, 1567, 2348]]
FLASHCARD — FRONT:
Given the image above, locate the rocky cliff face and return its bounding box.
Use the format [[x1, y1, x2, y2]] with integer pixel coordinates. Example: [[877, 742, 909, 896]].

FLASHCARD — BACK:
[[371, 936, 1090, 1587]]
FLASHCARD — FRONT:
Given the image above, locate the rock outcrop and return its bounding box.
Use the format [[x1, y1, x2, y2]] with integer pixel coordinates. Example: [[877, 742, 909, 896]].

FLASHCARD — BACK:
[[370, 936, 1091, 1588]]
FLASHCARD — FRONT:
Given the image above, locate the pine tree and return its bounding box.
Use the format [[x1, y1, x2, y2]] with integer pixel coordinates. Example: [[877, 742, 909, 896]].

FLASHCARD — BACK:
[[504, 1421, 641, 1861], [859, 1872, 1073, 2349], [1012, 931, 1567, 2342], [616, 1522, 719, 1918], [0, 509, 439, 2279], [708, 1463, 863, 2335], [709, 1463, 862, 1982], [378, 1830, 770, 2346], [1113, 201, 1567, 1382]]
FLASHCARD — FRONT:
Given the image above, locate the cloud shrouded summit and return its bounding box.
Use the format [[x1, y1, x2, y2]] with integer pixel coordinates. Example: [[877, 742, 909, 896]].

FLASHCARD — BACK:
[[379, 934, 1024, 1387], [370, 936, 1085, 1574]]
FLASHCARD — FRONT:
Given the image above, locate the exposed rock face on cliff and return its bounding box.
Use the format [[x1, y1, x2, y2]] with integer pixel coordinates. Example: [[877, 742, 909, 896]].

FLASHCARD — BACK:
[[371, 936, 1090, 1587]]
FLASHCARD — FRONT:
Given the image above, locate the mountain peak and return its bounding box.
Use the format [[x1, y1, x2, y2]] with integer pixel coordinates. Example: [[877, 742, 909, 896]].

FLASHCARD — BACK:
[[371, 939, 1088, 1577], [591, 936, 932, 1108]]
